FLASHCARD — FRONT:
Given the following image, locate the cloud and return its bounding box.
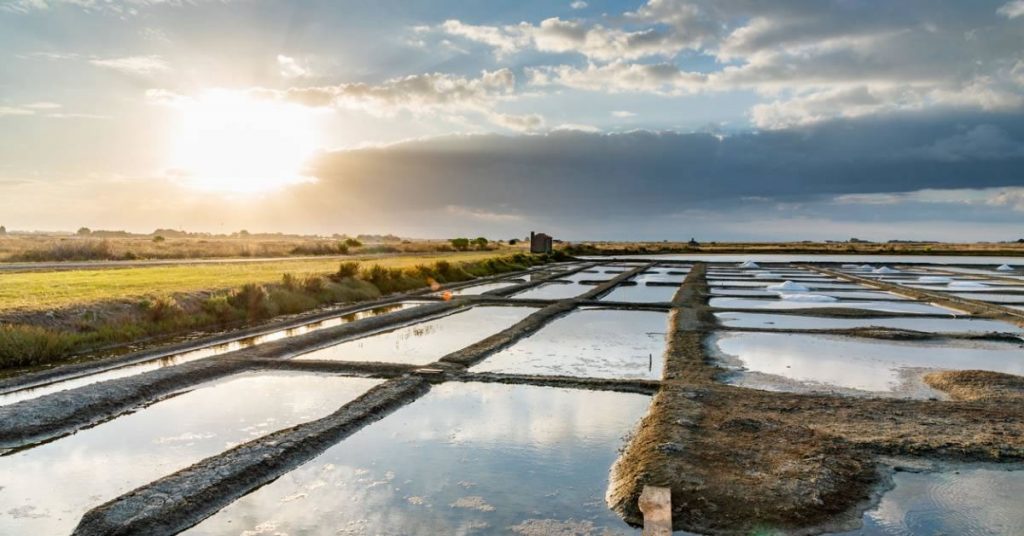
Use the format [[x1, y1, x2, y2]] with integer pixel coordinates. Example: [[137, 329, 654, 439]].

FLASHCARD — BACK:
[[528, 61, 705, 95], [611, 110, 636, 118], [89, 55, 169, 75], [244, 68, 543, 131], [2, 0, 231, 15], [0, 106, 36, 117], [570, 1, 587, 9], [277, 55, 310, 79], [998, 0, 1024, 18]]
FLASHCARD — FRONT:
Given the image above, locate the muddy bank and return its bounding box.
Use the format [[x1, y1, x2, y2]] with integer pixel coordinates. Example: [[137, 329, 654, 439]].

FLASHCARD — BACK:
[[451, 371, 661, 395], [924, 369, 1024, 401], [607, 262, 1024, 534], [73, 377, 429, 536]]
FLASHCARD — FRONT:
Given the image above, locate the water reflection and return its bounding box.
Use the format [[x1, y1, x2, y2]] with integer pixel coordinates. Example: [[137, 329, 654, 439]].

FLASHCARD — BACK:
[[843, 468, 1024, 535], [714, 312, 1024, 334], [709, 297, 953, 315], [185, 383, 650, 536], [711, 332, 1024, 396], [600, 283, 678, 303], [513, 282, 590, 300], [0, 372, 380, 535], [293, 306, 536, 365], [0, 303, 420, 406], [474, 309, 668, 380]]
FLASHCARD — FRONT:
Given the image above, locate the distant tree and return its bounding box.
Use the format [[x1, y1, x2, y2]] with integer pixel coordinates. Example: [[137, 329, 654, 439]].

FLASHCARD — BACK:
[[152, 235, 165, 243], [450, 237, 470, 251], [508, 238, 519, 245], [344, 238, 362, 248], [76, 227, 91, 236], [0, 225, 6, 235], [472, 237, 489, 250], [238, 230, 250, 238]]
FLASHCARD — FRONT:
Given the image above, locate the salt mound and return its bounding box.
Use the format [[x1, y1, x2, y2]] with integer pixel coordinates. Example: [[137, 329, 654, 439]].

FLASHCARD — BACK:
[[858, 264, 875, 271], [997, 264, 1015, 272], [872, 266, 899, 274], [753, 272, 778, 279], [767, 281, 810, 292], [778, 293, 837, 302], [738, 261, 760, 269], [918, 276, 952, 283], [948, 281, 989, 289]]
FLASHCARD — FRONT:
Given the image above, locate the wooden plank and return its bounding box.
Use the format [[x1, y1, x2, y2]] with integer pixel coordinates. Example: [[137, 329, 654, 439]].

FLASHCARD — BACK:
[[639, 485, 672, 535]]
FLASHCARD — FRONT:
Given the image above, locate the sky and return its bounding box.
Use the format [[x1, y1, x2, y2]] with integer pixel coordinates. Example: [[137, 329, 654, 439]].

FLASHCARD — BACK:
[[0, 0, 1023, 241]]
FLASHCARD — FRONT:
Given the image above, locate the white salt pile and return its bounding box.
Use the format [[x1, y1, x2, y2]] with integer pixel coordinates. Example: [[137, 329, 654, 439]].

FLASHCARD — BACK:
[[997, 264, 1015, 272], [918, 276, 952, 283], [767, 281, 810, 292], [738, 261, 760, 269], [858, 264, 875, 271], [872, 266, 899, 274], [949, 281, 990, 289], [778, 293, 838, 302]]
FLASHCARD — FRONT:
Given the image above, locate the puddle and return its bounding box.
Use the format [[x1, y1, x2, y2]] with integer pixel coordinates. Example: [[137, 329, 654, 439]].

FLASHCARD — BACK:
[[841, 467, 1024, 535], [184, 383, 650, 536], [473, 308, 667, 380], [513, 282, 590, 300], [436, 281, 520, 297], [0, 302, 422, 407], [714, 312, 1024, 334], [0, 372, 380, 535], [293, 306, 536, 365], [709, 298, 953, 315], [710, 332, 1024, 397], [600, 283, 677, 303]]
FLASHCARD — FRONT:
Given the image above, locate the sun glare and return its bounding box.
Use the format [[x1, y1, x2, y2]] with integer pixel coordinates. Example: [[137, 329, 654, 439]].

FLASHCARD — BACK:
[[168, 90, 320, 194]]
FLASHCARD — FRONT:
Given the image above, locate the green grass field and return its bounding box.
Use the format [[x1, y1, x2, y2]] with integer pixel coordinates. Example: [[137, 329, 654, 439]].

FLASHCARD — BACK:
[[0, 251, 505, 313]]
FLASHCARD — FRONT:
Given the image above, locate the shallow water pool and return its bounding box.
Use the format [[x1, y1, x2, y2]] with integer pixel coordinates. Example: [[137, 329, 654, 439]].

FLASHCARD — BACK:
[[184, 383, 650, 536], [0, 372, 380, 535], [293, 306, 536, 365], [714, 312, 1023, 334]]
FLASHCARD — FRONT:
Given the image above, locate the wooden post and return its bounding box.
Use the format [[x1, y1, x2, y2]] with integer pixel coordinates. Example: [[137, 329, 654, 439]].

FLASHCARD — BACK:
[[639, 485, 672, 535]]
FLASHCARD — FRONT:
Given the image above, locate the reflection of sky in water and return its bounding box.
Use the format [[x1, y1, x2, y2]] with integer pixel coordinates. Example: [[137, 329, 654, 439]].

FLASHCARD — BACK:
[[710, 280, 864, 289], [294, 306, 536, 364], [950, 293, 1024, 304], [435, 281, 519, 296], [185, 383, 649, 536], [710, 297, 953, 315], [710, 289, 907, 300], [513, 282, 590, 300], [0, 372, 379, 535], [713, 332, 1024, 394], [714, 312, 1024, 334], [601, 283, 678, 303], [842, 468, 1024, 535], [474, 309, 668, 380], [0, 303, 418, 407]]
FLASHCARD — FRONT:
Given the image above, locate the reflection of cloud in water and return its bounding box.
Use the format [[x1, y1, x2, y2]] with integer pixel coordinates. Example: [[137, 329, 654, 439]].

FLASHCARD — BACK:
[[185, 383, 649, 536], [855, 468, 1024, 535], [0, 372, 379, 535]]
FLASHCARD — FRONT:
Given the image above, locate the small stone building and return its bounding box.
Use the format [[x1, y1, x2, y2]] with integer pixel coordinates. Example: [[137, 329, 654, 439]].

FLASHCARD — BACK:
[[530, 231, 553, 254]]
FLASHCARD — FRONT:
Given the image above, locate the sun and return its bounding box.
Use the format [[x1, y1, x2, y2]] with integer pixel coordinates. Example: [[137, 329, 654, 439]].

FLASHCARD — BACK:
[[168, 90, 320, 194]]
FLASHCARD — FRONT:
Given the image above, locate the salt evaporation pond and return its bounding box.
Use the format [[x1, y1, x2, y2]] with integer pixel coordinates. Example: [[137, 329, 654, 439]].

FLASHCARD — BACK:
[[0, 372, 380, 535], [711, 280, 864, 289], [709, 297, 954, 315], [293, 306, 535, 365], [0, 302, 422, 407], [513, 281, 590, 300], [714, 312, 1024, 334], [474, 308, 668, 380], [951, 292, 1024, 304], [437, 280, 520, 296], [184, 383, 650, 536], [710, 332, 1024, 397], [600, 283, 678, 303], [841, 467, 1024, 535]]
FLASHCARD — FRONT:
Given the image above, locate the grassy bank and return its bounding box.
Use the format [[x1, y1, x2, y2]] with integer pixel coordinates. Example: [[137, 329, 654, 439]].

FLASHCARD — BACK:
[[0, 251, 517, 313], [0, 252, 565, 371]]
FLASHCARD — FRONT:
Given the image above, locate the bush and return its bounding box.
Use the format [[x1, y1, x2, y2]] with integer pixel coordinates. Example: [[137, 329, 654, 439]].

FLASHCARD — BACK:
[[139, 296, 184, 323], [12, 239, 117, 262], [450, 237, 470, 251], [229, 284, 277, 320], [335, 261, 360, 279], [344, 238, 362, 247], [290, 242, 348, 256], [324, 278, 381, 302], [0, 325, 76, 368], [201, 295, 238, 325], [268, 288, 319, 315]]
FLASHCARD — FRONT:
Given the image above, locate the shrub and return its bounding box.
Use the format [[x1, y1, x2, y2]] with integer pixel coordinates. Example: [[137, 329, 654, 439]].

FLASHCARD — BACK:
[[324, 278, 381, 302], [139, 296, 184, 323], [229, 284, 277, 320], [302, 275, 325, 294], [344, 238, 362, 247], [201, 295, 238, 325], [0, 325, 77, 368], [335, 261, 360, 279], [268, 288, 319, 315], [450, 237, 470, 251], [281, 272, 300, 291]]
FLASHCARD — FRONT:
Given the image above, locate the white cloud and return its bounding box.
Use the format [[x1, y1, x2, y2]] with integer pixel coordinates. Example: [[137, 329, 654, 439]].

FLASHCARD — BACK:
[[0, 106, 36, 117], [570, 1, 587, 9], [997, 0, 1024, 19], [528, 62, 705, 95], [277, 55, 310, 79], [89, 55, 169, 75], [611, 110, 636, 118]]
